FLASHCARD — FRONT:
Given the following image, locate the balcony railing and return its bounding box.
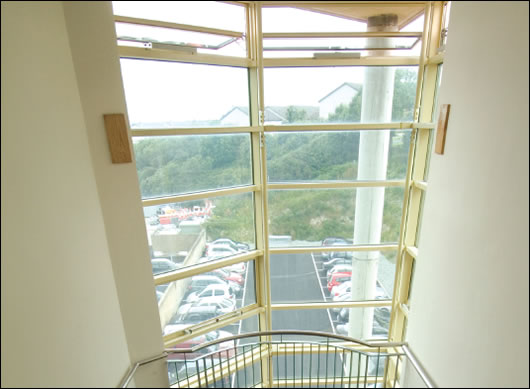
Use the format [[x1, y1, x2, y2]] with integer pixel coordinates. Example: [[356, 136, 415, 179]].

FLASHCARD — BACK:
[[165, 330, 417, 388]]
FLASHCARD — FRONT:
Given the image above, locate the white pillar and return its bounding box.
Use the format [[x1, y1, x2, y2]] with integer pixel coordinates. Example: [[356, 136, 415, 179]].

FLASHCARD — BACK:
[[348, 14, 397, 341]]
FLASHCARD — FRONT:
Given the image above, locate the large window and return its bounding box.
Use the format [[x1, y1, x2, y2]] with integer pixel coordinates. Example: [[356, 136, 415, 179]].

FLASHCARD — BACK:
[[115, 1, 445, 386]]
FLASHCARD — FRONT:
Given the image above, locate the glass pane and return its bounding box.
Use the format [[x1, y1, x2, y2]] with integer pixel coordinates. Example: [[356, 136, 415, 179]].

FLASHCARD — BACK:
[[263, 37, 420, 58], [120, 59, 250, 128], [270, 251, 396, 304], [145, 193, 256, 266], [264, 67, 418, 125], [161, 260, 256, 337], [134, 134, 252, 199], [112, 1, 246, 32], [272, 307, 391, 340], [268, 187, 404, 247], [266, 130, 411, 182]]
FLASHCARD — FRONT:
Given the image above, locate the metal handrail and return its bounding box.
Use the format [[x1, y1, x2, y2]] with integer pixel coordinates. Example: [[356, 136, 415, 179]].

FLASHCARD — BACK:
[[165, 329, 405, 354], [119, 352, 168, 388], [402, 344, 437, 388]]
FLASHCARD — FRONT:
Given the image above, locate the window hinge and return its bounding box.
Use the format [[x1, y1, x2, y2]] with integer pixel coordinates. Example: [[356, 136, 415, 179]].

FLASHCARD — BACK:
[[259, 110, 265, 126]]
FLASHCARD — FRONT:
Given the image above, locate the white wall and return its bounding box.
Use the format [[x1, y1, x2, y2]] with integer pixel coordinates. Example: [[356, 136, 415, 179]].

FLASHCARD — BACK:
[[405, 2, 529, 388], [62, 2, 167, 386], [1, 2, 132, 386]]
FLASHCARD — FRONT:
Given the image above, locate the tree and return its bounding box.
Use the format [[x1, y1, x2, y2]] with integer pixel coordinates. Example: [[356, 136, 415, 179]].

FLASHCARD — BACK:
[[328, 89, 363, 123], [327, 68, 417, 123], [285, 105, 307, 123]]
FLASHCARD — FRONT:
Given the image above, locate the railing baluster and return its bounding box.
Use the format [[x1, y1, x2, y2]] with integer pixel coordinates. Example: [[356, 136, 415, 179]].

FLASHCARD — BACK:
[[363, 354, 369, 389], [204, 358, 210, 388], [375, 347, 381, 385], [243, 345, 248, 389], [357, 352, 361, 388], [393, 355, 401, 388], [341, 349, 345, 387], [325, 339, 330, 387], [220, 351, 225, 388], [196, 360, 202, 388], [382, 354, 389, 389], [225, 349, 231, 389], [276, 342, 280, 388], [309, 344, 312, 387], [283, 343, 289, 387], [348, 350, 354, 388], [234, 340, 239, 389], [333, 346, 337, 388], [293, 343, 295, 388], [212, 354, 217, 388], [317, 344, 321, 388], [184, 354, 190, 388], [259, 342, 263, 386], [252, 344, 256, 387]]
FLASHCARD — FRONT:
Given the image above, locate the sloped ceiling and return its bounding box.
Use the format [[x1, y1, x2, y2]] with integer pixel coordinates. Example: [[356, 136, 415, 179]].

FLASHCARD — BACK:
[[291, 2, 426, 30]]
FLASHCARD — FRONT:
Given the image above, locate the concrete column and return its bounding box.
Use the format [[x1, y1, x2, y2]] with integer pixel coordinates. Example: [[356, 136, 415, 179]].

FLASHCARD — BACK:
[[348, 14, 397, 341]]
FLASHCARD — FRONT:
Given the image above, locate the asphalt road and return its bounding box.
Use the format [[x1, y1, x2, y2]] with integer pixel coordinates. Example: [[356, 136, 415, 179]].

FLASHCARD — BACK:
[[234, 253, 340, 383]]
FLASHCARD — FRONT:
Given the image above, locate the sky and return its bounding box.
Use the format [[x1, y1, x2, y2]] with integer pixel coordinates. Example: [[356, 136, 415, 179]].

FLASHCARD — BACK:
[[113, 1, 423, 125]]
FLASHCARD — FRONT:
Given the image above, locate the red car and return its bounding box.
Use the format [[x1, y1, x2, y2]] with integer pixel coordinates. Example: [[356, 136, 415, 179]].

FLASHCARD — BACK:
[[327, 272, 352, 292], [210, 268, 244, 286]]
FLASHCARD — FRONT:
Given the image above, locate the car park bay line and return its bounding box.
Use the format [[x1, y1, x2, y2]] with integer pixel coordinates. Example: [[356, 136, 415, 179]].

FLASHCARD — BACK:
[[311, 252, 336, 334]]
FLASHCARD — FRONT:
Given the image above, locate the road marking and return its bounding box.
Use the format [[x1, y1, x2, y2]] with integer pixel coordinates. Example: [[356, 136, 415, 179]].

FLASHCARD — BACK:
[[310, 252, 335, 334], [231, 261, 250, 388]]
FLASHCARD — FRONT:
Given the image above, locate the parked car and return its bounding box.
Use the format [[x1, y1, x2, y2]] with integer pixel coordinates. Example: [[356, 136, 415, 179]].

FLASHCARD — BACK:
[[186, 283, 235, 303], [326, 264, 352, 278], [206, 244, 239, 258], [329, 250, 354, 260], [331, 281, 351, 298], [222, 262, 246, 274], [201, 269, 242, 295], [186, 275, 227, 296], [151, 258, 180, 275], [331, 291, 352, 313], [321, 238, 351, 260], [323, 256, 352, 270], [335, 307, 390, 337], [327, 271, 351, 292], [174, 305, 222, 324], [203, 268, 244, 286], [200, 253, 247, 274], [177, 297, 236, 317], [207, 238, 249, 252]]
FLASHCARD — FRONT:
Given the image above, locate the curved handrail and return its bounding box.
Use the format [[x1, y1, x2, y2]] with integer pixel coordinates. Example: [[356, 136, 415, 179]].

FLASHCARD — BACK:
[[119, 352, 168, 388], [165, 329, 404, 354], [168, 339, 405, 365]]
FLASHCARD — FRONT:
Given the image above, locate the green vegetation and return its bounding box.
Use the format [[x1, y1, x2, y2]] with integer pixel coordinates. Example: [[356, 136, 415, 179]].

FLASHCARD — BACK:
[[134, 68, 416, 244]]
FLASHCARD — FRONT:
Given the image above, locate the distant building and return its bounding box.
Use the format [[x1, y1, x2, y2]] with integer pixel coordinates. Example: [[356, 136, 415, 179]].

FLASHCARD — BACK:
[[219, 82, 362, 125], [219, 105, 319, 125], [318, 82, 362, 119]]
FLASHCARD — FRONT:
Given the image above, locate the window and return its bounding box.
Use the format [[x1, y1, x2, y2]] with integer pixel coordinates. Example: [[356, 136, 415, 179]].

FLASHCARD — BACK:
[[114, 1, 445, 384]]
